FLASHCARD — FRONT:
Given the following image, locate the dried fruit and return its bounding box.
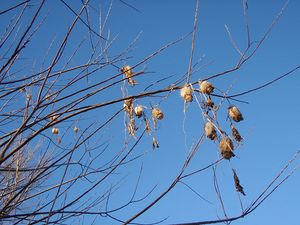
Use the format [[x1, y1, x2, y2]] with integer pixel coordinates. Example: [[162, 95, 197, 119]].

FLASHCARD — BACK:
[[199, 80, 214, 94], [152, 108, 164, 120], [121, 65, 137, 86], [219, 137, 234, 159], [180, 85, 193, 102], [52, 127, 59, 134], [134, 105, 143, 118], [231, 125, 242, 142], [228, 106, 243, 122], [204, 122, 217, 140]]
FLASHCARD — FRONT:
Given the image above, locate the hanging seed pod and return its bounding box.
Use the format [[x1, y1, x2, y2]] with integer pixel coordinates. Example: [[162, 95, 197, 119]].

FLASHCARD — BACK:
[[228, 106, 244, 122], [57, 137, 61, 144], [204, 122, 217, 140], [219, 137, 235, 159], [199, 80, 214, 94], [134, 105, 144, 118], [152, 108, 164, 120], [121, 65, 137, 86], [50, 115, 58, 122], [145, 118, 151, 133], [26, 94, 32, 101], [206, 96, 214, 108], [74, 126, 79, 133], [233, 169, 246, 196], [52, 127, 59, 134], [152, 137, 159, 149], [124, 99, 134, 116], [45, 94, 51, 101], [180, 85, 193, 102], [231, 125, 242, 142]]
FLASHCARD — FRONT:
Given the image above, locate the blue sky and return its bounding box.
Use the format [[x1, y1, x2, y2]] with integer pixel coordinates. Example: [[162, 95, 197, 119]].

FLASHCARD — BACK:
[[1, 0, 300, 224]]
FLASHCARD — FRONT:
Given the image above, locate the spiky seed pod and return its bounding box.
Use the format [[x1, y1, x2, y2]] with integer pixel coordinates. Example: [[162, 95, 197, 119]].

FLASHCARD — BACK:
[[199, 80, 214, 94], [228, 106, 244, 122], [74, 126, 79, 133], [152, 108, 164, 120], [134, 105, 143, 118], [52, 127, 59, 134], [180, 85, 193, 102], [121, 65, 137, 86], [219, 137, 234, 159], [204, 122, 217, 140], [231, 125, 242, 142]]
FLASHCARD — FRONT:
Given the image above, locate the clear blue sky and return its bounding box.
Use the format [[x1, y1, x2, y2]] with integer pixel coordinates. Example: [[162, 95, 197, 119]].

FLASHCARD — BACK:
[[1, 1, 300, 224]]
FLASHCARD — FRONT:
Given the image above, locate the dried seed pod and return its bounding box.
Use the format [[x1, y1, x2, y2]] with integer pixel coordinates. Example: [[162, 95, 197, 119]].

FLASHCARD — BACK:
[[52, 127, 59, 134], [206, 97, 214, 108], [152, 137, 159, 149], [124, 99, 134, 116], [121, 65, 137, 86], [134, 105, 144, 118], [57, 137, 61, 144], [180, 85, 193, 102], [26, 94, 32, 101], [199, 80, 214, 94], [228, 106, 244, 122], [231, 125, 242, 142], [74, 126, 79, 133], [233, 169, 246, 196], [152, 108, 164, 120], [45, 95, 51, 101], [219, 137, 235, 159], [50, 115, 58, 122], [145, 119, 151, 133], [204, 122, 217, 140]]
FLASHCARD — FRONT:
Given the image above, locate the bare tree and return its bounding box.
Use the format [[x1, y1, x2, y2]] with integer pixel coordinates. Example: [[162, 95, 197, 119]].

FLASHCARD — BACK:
[[0, 1, 299, 224]]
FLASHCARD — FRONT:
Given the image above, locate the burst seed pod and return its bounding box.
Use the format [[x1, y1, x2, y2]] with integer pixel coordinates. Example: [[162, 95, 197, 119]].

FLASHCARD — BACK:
[[134, 105, 144, 118], [124, 99, 134, 116], [121, 65, 137, 86], [52, 127, 59, 134], [204, 122, 217, 140], [152, 108, 164, 120], [231, 125, 242, 142], [180, 85, 193, 102], [199, 80, 214, 94], [219, 137, 235, 159], [228, 106, 244, 122]]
